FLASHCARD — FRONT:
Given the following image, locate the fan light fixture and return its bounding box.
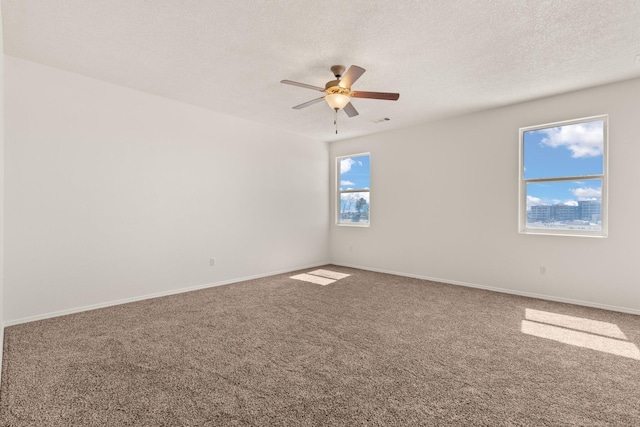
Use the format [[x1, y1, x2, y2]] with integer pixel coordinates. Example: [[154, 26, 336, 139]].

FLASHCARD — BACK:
[[325, 93, 350, 110]]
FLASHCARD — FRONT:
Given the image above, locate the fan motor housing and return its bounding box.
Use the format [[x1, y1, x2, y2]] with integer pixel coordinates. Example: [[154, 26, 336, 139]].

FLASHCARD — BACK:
[[324, 81, 352, 95]]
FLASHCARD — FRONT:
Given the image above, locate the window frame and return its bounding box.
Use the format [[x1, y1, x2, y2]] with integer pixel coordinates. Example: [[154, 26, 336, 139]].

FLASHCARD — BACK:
[[518, 115, 608, 238], [336, 152, 371, 227]]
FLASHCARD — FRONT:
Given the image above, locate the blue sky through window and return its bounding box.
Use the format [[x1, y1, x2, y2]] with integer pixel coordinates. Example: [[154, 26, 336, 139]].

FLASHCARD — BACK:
[[523, 119, 604, 207], [340, 155, 370, 190]]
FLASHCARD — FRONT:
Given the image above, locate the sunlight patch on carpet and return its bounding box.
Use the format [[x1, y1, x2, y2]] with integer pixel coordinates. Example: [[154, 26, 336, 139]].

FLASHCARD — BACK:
[[290, 269, 350, 286], [290, 273, 336, 286], [307, 269, 350, 280], [521, 309, 640, 360], [525, 308, 627, 339]]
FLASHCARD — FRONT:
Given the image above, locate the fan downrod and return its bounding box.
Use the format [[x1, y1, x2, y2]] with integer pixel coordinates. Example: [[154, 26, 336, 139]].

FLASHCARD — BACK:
[[330, 65, 346, 79]]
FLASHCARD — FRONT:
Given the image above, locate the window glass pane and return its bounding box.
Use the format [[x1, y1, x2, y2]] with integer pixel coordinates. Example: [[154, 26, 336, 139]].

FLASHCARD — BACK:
[[525, 180, 602, 231], [339, 192, 370, 224], [523, 119, 604, 179], [339, 155, 370, 191]]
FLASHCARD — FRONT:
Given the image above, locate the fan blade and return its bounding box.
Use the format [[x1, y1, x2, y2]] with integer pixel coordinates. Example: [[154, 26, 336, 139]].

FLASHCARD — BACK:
[[351, 91, 400, 101], [281, 80, 325, 92], [343, 102, 359, 117], [292, 97, 326, 110], [339, 65, 366, 88]]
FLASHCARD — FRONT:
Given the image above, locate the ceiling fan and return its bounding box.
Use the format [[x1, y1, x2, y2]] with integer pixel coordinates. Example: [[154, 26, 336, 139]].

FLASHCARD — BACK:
[[280, 65, 400, 120]]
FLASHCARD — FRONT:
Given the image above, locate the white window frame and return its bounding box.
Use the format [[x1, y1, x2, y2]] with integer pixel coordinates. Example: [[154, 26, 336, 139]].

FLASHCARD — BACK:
[[336, 152, 370, 227], [518, 115, 608, 238]]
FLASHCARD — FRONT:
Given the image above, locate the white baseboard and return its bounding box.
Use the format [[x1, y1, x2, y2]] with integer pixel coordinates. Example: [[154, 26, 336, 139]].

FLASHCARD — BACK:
[[4, 262, 330, 327], [6, 261, 637, 327], [0, 324, 4, 384], [332, 262, 640, 316]]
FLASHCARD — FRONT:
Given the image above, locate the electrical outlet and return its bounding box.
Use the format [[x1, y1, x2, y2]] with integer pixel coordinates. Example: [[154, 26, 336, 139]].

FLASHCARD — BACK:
[[349, 246, 353, 252], [210, 258, 216, 267], [539, 265, 547, 275]]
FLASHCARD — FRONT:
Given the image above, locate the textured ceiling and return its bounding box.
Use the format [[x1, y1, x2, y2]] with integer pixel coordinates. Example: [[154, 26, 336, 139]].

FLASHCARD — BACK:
[[3, 1, 640, 142]]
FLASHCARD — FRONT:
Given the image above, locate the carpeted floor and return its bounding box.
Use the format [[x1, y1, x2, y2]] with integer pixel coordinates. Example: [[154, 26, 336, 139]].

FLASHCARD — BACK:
[[1, 266, 639, 426]]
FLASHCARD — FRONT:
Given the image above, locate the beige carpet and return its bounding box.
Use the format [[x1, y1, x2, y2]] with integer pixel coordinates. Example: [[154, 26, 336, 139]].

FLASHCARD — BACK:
[[1, 266, 639, 426]]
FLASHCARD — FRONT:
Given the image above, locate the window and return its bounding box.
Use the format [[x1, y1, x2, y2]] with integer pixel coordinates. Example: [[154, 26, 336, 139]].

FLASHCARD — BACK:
[[337, 153, 370, 226], [519, 115, 607, 237]]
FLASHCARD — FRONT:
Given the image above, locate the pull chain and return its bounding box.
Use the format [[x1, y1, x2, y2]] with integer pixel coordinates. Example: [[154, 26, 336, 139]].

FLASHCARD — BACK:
[[334, 108, 338, 134]]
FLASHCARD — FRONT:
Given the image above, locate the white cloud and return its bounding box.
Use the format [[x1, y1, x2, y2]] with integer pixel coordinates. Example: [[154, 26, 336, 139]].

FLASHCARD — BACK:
[[570, 187, 601, 200], [537, 120, 603, 158], [340, 158, 356, 174], [526, 195, 543, 210], [527, 195, 542, 205], [340, 180, 355, 186], [563, 200, 579, 206]]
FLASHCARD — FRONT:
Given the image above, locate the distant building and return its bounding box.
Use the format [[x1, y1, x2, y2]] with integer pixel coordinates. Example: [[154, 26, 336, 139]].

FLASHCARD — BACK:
[[530, 205, 551, 222], [579, 200, 602, 222], [528, 201, 601, 223], [552, 204, 579, 221]]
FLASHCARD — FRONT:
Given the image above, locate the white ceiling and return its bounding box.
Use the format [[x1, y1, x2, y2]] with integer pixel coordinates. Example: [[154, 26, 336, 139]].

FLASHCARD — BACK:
[[3, 1, 640, 142]]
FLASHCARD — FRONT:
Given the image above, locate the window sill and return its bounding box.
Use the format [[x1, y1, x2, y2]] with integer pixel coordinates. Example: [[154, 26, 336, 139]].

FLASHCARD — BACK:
[[519, 229, 607, 238]]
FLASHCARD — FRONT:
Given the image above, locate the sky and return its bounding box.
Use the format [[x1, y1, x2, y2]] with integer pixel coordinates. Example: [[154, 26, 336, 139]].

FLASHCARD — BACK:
[[339, 155, 370, 191], [523, 119, 604, 209]]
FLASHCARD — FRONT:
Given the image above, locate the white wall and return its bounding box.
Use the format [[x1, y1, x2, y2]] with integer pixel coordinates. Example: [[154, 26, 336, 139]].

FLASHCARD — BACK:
[[0, 6, 5, 380], [4, 56, 329, 323], [330, 77, 640, 314], [5, 55, 639, 327]]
